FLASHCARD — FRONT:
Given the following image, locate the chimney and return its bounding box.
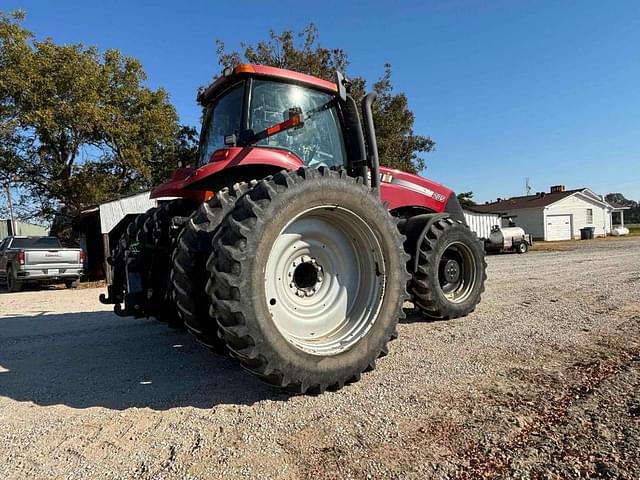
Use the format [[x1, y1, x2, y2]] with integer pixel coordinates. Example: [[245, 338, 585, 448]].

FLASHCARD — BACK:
[[496, 197, 502, 202], [550, 185, 565, 193]]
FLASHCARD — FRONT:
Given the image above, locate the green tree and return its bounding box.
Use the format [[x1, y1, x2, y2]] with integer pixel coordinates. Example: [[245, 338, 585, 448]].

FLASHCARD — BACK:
[[216, 24, 435, 173], [605, 192, 637, 208], [606, 192, 640, 224], [0, 10, 195, 220], [457, 191, 476, 208]]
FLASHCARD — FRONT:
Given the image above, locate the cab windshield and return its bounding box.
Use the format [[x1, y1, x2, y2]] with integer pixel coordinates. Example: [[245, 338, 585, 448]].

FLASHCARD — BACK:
[[249, 80, 346, 168], [198, 79, 346, 168], [198, 82, 244, 166]]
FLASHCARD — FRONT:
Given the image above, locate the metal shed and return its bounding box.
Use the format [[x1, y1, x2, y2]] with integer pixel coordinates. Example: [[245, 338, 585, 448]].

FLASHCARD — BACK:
[[75, 192, 159, 281]]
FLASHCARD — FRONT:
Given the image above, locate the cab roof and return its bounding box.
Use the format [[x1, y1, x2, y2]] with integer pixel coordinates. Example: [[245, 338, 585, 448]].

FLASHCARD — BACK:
[[198, 64, 338, 105]]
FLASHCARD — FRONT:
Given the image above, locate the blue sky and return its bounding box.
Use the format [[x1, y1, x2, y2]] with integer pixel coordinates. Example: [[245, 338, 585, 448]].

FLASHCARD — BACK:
[[5, 0, 640, 202]]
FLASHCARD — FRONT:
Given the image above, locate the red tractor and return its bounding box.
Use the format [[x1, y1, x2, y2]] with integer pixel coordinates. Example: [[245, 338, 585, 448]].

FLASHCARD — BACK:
[[100, 64, 486, 393]]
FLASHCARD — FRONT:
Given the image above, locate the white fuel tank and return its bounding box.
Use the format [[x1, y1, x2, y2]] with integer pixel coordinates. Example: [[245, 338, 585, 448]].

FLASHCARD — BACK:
[[489, 226, 526, 247]]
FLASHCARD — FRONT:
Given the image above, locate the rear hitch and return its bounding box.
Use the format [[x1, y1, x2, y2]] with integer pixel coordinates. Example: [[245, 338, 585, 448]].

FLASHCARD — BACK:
[[99, 285, 122, 305]]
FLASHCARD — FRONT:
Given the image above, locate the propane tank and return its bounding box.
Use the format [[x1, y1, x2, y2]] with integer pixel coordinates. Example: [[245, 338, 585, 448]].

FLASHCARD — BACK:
[[488, 226, 526, 248], [611, 226, 629, 236]]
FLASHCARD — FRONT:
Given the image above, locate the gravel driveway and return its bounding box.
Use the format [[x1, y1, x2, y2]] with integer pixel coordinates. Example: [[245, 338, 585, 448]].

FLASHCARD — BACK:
[[1, 238, 638, 479]]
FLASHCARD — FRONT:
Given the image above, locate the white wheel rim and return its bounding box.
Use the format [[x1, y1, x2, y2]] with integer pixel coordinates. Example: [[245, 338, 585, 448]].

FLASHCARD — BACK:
[[438, 241, 477, 303], [264, 205, 386, 356]]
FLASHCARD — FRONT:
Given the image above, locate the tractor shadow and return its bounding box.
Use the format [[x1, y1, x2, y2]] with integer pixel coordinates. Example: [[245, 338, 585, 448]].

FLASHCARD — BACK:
[[400, 306, 449, 324], [0, 310, 291, 410]]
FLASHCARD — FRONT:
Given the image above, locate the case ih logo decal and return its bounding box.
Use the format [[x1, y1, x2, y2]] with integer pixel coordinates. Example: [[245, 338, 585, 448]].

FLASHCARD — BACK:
[[378, 174, 447, 203]]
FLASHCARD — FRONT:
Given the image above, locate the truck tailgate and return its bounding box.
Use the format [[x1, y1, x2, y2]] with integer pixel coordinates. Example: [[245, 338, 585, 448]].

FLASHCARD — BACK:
[[25, 249, 80, 266]]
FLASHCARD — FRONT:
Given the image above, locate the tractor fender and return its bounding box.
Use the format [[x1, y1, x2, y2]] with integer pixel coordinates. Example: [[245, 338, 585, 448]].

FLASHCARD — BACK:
[[150, 147, 304, 200], [399, 213, 451, 273]]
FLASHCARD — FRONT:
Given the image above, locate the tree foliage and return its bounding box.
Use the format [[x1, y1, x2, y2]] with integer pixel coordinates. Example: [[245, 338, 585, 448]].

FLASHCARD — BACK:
[[606, 192, 640, 224], [456, 191, 476, 208], [0, 10, 195, 220], [216, 24, 435, 173], [605, 192, 637, 208]]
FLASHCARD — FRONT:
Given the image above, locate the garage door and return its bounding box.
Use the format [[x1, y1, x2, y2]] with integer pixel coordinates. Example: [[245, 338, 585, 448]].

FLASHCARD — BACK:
[[546, 215, 572, 241]]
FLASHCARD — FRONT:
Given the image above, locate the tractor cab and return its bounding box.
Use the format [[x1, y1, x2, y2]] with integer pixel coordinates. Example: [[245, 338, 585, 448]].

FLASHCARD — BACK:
[[198, 71, 347, 170], [151, 64, 372, 198]]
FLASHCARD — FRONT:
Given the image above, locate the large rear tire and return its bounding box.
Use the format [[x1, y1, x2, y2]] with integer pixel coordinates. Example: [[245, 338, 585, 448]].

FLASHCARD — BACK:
[[137, 199, 198, 326], [207, 168, 410, 393], [171, 183, 252, 346], [409, 218, 486, 320]]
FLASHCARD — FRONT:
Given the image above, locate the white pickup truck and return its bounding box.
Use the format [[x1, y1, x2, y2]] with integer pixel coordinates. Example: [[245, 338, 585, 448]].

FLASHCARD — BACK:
[[0, 236, 84, 292]]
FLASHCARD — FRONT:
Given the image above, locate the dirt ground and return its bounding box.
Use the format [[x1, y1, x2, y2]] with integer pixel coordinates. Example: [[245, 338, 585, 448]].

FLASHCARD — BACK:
[[1, 238, 639, 479]]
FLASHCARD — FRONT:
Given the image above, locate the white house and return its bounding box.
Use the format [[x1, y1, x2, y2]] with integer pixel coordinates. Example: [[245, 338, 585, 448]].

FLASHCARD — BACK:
[[474, 185, 620, 241]]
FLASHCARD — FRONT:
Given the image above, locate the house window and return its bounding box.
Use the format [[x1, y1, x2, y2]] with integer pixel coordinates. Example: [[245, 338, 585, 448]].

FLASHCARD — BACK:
[[586, 208, 593, 224]]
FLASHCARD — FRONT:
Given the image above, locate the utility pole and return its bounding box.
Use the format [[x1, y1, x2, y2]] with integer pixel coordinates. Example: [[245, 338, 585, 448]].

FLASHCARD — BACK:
[[4, 182, 16, 235]]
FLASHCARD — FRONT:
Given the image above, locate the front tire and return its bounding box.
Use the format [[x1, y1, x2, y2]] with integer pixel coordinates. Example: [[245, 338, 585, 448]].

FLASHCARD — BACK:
[[409, 218, 486, 320], [207, 168, 410, 393], [516, 241, 528, 254]]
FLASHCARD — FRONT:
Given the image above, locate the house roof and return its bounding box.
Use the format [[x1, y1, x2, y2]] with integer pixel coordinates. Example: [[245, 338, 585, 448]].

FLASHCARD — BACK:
[[473, 188, 585, 213], [608, 202, 631, 210]]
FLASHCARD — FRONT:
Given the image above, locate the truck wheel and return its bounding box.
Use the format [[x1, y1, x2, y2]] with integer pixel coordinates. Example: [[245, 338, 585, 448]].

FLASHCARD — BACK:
[[7, 266, 23, 293], [172, 183, 252, 349], [409, 218, 486, 320], [109, 209, 157, 312], [137, 199, 198, 327], [207, 168, 410, 393], [516, 241, 528, 254]]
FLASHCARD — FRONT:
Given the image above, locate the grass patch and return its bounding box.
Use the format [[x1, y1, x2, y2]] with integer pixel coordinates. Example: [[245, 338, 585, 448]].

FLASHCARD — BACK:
[[626, 224, 640, 236]]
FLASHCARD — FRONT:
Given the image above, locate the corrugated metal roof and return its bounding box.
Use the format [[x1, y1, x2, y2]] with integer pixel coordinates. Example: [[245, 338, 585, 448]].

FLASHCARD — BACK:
[[99, 191, 158, 234]]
